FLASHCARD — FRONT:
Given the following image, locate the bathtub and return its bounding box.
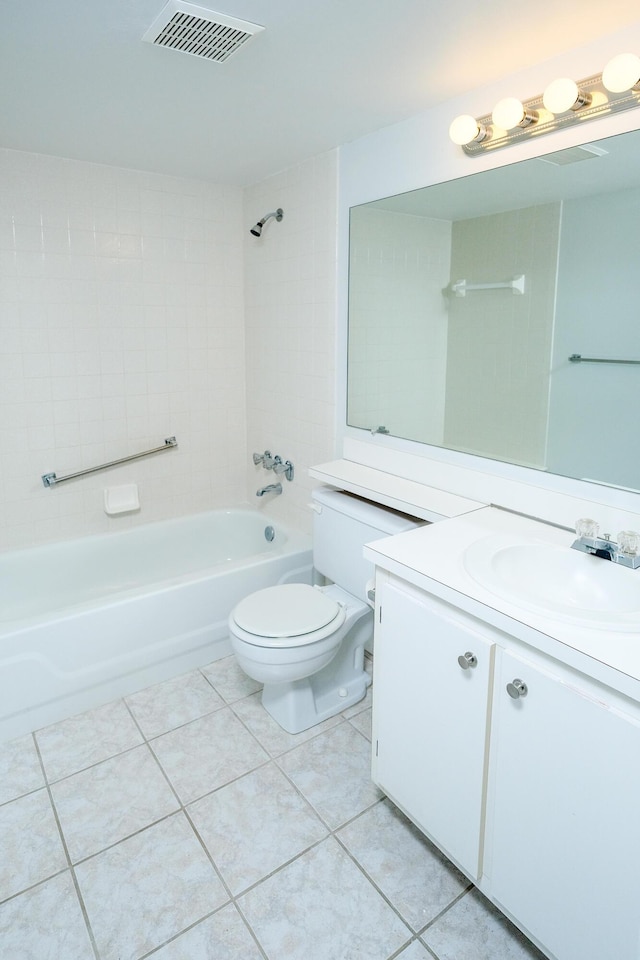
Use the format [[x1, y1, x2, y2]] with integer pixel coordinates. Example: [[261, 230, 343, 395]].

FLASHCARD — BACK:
[[0, 509, 312, 742]]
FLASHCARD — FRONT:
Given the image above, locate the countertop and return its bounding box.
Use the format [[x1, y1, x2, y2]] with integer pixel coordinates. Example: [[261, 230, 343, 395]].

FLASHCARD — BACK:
[[309, 459, 484, 523], [364, 505, 640, 702]]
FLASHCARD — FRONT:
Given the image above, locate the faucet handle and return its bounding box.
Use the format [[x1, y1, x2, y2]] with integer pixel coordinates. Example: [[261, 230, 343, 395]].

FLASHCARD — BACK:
[[575, 518, 599, 541], [618, 530, 640, 557]]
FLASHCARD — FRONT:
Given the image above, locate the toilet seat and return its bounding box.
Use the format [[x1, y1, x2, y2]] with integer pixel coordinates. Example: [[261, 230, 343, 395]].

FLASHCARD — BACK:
[[231, 583, 346, 647]]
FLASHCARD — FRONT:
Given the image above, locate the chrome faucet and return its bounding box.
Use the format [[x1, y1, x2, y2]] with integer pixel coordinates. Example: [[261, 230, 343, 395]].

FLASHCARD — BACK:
[[252, 450, 294, 481], [253, 450, 276, 470], [272, 456, 294, 481], [256, 483, 282, 497], [571, 519, 640, 568]]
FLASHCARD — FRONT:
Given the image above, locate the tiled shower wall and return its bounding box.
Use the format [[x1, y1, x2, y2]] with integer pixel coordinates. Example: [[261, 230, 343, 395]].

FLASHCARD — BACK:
[[0, 149, 246, 551], [243, 151, 338, 534]]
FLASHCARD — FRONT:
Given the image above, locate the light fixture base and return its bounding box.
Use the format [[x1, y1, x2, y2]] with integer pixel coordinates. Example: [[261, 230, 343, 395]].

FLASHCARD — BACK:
[[462, 73, 640, 156]]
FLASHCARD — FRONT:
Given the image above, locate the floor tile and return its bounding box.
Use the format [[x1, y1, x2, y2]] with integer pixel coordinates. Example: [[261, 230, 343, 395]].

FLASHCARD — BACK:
[[0, 789, 67, 901], [238, 836, 410, 960], [277, 721, 382, 828], [232, 690, 342, 757], [150, 903, 264, 960], [75, 812, 228, 960], [348, 706, 372, 740], [36, 699, 143, 782], [421, 887, 546, 960], [0, 733, 45, 805], [201, 655, 262, 702], [126, 669, 225, 739], [395, 940, 434, 959], [188, 762, 327, 894], [151, 708, 268, 804], [0, 872, 94, 960], [338, 798, 468, 931], [51, 744, 179, 862]]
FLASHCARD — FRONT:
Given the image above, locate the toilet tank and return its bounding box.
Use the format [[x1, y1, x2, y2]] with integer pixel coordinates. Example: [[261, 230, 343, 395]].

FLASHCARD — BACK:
[[311, 487, 424, 601]]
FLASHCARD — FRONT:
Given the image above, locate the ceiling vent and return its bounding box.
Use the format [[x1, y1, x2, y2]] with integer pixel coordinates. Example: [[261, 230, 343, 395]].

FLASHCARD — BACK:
[[142, 0, 264, 63], [538, 143, 609, 166]]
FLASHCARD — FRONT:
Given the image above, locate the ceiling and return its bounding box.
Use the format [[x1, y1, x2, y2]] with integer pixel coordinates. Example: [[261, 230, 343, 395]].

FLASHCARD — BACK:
[[2, 0, 640, 186]]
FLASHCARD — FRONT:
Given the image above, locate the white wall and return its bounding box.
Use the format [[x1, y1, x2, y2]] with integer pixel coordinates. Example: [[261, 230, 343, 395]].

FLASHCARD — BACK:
[[243, 150, 338, 534], [337, 21, 640, 529], [0, 150, 246, 550]]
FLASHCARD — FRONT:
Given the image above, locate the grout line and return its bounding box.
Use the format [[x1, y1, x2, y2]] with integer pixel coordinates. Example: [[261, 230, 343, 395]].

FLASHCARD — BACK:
[[0, 867, 68, 908], [181, 804, 234, 901], [67, 867, 102, 960], [40, 738, 146, 788], [32, 732, 74, 871], [32, 733, 101, 960], [0, 782, 48, 810], [230, 833, 329, 900], [232, 900, 271, 960], [333, 828, 415, 939], [414, 882, 474, 937]]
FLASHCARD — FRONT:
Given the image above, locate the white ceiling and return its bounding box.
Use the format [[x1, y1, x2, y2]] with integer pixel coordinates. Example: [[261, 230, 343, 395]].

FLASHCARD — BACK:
[[2, 0, 640, 186]]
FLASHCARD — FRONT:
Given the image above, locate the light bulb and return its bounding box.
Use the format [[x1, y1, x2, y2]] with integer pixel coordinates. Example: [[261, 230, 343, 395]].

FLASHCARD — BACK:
[[492, 97, 535, 130], [602, 53, 640, 93], [543, 77, 591, 114], [448, 114, 486, 146]]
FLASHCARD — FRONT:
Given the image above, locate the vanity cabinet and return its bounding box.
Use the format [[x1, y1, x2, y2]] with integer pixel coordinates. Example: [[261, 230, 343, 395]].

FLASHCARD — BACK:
[[487, 648, 640, 960], [372, 571, 640, 960], [372, 577, 494, 880]]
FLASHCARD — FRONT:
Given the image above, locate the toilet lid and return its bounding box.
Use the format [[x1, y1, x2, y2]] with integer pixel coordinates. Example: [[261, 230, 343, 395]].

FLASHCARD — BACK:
[[233, 584, 341, 638]]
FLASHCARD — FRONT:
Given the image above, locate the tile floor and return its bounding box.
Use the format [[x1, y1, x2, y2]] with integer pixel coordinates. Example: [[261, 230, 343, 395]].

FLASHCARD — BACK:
[[0, 655, 546, 960]]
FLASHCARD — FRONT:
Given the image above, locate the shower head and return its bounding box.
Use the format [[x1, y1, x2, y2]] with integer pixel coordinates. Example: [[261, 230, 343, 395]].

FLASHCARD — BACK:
[[250, 208, 283, 237]]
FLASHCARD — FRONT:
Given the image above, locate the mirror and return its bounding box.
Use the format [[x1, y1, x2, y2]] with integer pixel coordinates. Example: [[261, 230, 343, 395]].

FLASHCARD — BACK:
[[347, 129, 640, 492]]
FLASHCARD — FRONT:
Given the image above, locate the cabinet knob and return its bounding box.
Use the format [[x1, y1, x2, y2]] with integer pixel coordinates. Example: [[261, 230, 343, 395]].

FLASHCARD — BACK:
[[506, 679, 528, 699], [457, 651, 477, 670]]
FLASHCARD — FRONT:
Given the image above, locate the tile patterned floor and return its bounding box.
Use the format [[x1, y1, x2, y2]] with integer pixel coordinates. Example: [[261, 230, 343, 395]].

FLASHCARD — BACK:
[[0, 655, 546, 960]]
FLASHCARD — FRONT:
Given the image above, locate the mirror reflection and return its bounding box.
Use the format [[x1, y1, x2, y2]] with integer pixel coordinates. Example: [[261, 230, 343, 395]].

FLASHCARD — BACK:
[[347, 129, 640, 491]]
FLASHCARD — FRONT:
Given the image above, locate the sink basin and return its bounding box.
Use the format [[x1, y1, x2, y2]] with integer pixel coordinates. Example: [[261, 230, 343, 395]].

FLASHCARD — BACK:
[[463, 535, 640, 629]]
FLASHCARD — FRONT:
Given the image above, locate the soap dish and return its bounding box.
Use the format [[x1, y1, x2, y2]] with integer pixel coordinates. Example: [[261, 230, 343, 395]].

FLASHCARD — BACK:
[[104, 483, 140, 516]]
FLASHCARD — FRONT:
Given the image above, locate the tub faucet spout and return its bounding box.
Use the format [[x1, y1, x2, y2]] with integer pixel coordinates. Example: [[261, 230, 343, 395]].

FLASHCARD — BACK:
[[256, 483, 282, 497]]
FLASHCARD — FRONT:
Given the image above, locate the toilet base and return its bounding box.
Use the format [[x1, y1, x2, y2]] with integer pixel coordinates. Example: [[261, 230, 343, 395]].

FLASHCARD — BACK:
[[260, 603, 373, 734]]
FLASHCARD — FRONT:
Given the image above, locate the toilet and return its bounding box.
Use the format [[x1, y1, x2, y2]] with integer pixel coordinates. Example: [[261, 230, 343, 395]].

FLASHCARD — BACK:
[[228, 487, 422, 733]]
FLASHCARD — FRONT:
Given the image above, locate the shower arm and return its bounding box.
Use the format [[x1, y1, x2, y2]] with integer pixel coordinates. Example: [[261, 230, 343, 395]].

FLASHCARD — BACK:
[[250, 208, 283, 236]]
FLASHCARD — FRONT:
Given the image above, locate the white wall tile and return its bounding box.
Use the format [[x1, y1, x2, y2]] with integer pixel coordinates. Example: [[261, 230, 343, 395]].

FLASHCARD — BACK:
[[0, 149, 247, 549], [243, 150, 338, 534]]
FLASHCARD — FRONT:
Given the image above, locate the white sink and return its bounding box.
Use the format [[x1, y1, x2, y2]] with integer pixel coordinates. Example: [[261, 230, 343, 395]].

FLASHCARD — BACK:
[[463, 535, 640, 629]]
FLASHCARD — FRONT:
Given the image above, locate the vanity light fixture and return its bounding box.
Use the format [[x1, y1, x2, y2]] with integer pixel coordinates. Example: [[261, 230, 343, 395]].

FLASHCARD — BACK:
[[492, 97, 538, 131], [602, 53, 640, 93], [542, 77, 592, 114], [448, 114, 488, 145], [450, 54, 640, 155]]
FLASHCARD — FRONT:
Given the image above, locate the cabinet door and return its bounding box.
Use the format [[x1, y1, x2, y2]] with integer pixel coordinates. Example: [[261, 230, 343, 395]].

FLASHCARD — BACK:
[[487, 649, 640, 960], [372, 577, 494, 880]]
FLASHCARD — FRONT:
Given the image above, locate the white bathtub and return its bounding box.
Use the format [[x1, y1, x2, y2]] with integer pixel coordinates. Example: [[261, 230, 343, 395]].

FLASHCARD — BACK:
[[0, 510, 312, 742]]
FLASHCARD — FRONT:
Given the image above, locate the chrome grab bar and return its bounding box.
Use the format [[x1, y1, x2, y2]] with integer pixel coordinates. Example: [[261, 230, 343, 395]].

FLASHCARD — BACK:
[[42, 437, 178, 488]]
